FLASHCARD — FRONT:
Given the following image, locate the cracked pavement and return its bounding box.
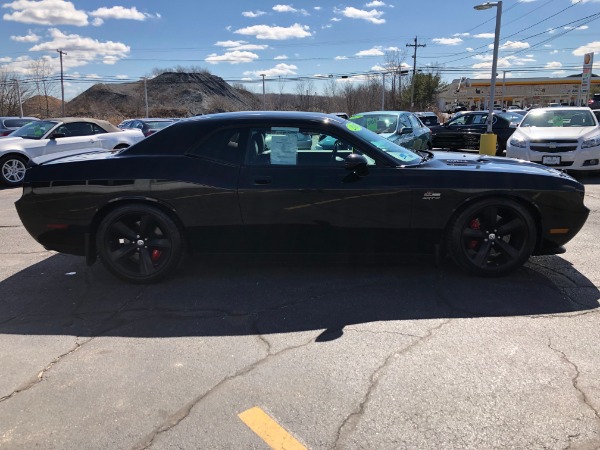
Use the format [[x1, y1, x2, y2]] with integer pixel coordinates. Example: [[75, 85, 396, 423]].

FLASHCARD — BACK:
[[1, 180, 600, 450]]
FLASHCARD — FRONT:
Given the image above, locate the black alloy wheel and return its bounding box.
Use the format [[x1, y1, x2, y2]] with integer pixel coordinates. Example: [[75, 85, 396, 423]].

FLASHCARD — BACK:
[[0, 155, 27, 186], [448, 198, 536, 276], [96, 204, 183, 283]]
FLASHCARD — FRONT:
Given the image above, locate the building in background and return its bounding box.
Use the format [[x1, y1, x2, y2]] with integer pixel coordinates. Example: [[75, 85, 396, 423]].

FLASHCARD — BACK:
[[440, 75, 600, 112]]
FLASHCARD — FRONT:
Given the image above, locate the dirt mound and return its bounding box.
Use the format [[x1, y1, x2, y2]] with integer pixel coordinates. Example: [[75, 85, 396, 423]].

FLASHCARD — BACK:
[[23, 95, 62, 118], [65, 71, 258, 121]]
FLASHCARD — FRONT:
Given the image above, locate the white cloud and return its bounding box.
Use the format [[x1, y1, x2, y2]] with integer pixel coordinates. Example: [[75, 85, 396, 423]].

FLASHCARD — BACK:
[[433, 37, 462, 46], [272, 4, 309, 15], [29, 28, 130, 68], [205, 50, 259, 64], [466, 47, 474, 52], [10, 31, 40, 42], [243, 63, 298, 77], [472, 54, 535, 70], [234, 23, 311, 40], [242, 10, 266, 18], [335, 7, 385, 24], [366, 1, 386, 6], [89, 6, 159, 22], [274, 55, 288, 60], [3, 0, 88, 26], [545, 61, 562, 69], [214, 40, 268, 51], [453, 33, 470, 37], [572, 0, 600, 3], [334, 55, 348, 60], [331, 17, 341, 22], [551, 71, 567, 77], [0, 57, 12, 63], [495, 41, 530, 50], [355, 47, 384, 57], [572, 41, 600, 56], [473, 33, 495, 39], [116, 74, 129, 79]]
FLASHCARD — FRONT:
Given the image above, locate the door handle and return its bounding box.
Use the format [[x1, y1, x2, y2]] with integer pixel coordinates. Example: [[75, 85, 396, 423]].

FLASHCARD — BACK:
[[254, 177, 272, 185]]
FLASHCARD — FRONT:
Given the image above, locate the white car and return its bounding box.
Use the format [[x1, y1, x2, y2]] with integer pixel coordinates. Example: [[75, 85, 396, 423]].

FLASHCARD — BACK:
[[506, 107, 600, 173], [0, 118, 144, 186]]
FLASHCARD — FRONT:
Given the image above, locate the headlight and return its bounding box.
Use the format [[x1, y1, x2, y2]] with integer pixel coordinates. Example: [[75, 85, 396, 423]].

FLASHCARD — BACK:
[[582, 135, 600, 149], [509, 137, 527, 148]]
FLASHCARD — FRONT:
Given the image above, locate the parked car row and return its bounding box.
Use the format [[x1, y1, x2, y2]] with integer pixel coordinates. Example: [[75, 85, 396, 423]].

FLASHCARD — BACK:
[[0, 117, 145, 186]]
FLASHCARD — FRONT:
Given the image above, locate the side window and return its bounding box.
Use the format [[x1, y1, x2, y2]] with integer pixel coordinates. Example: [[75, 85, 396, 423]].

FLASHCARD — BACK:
[[450, 115, 468, 126], [187, 128, 246, 165], [91, 124, 107, 134], [62, 122, 95, 137], [398, 115, 412, 130], [245, 127, 375, 167], [408, 114, 422, 129]]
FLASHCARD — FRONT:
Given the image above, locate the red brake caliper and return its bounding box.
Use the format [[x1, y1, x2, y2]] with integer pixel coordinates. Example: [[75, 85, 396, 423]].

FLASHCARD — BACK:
[[151, 249, 162, 263], [468, 218, 480, 249]]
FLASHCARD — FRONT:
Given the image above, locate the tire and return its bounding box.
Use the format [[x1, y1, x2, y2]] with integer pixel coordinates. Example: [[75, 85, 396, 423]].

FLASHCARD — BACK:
[[96, 204, 183, 283], [447, 198, 536, 276], [0, 154, 27, 186], [495, 139, 504, 156]]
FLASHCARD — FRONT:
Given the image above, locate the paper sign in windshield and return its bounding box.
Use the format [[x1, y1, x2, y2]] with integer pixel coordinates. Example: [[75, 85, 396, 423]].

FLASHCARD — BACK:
[[270, 127, 298, 165]]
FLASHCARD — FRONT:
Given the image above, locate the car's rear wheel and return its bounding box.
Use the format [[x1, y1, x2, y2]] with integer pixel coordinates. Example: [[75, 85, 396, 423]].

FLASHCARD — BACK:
[[96, 204, 183, 283], [447, 198, 536, 276], [0, 154, 27, 186]]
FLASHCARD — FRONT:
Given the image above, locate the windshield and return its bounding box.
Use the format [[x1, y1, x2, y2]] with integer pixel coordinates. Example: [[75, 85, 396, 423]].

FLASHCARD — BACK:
[[351, 124, 422, 165], [10, 120, 57, 139], [350, 114, 399, 134], [520, 109, 595, 127]]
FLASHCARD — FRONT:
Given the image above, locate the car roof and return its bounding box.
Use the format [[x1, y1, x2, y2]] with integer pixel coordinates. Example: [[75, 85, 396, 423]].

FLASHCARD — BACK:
[[185, 111, 348, 125], [526, 106, 592, 113], [352, 111, 412, 115], [47, 117, 121, 132]]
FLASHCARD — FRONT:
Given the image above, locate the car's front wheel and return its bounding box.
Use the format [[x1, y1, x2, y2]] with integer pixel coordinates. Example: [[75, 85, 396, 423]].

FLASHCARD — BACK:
[[96, 204, 183, 283], [0, 154, 27, 186], [447, 198, 536, 276]]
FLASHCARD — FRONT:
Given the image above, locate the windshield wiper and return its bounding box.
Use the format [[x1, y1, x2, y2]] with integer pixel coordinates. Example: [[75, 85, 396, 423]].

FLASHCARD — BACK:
[[417, 149, 434, 163]]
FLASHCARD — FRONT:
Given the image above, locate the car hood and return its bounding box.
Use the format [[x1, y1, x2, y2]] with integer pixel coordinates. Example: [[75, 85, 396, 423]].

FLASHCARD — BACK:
[[514, 126, 598, 140], [433, 151, 573, 177]]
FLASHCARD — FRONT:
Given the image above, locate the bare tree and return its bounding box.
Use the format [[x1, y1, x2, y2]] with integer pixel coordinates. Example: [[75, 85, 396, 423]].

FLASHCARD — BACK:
[[0, 70, 29, 116], [28, 57, 58, 117]]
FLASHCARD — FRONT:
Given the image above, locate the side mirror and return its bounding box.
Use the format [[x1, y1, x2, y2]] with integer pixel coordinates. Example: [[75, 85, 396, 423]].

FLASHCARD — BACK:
[[398, 126, 413, 135], [344, 153, 369, 176]]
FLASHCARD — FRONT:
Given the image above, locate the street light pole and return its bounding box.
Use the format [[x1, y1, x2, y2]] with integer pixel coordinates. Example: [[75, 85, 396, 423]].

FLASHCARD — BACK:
[[474, 1, 502, 134]]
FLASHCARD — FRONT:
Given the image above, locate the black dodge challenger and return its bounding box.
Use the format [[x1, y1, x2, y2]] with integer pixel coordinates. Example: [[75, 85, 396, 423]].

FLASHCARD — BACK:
[[15, 112, 589, 283]]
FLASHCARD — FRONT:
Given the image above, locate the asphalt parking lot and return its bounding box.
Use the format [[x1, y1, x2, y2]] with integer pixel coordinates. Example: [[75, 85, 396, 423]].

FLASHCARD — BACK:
[[1, 175, 599, 450]]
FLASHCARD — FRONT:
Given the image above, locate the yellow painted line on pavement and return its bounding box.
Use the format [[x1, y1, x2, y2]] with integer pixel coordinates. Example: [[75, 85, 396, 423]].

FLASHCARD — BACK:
[[238, 407, 307, 450]]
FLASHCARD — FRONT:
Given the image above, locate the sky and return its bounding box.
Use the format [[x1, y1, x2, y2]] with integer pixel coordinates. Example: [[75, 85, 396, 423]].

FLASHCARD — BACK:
[[1, 0, 600, 100]]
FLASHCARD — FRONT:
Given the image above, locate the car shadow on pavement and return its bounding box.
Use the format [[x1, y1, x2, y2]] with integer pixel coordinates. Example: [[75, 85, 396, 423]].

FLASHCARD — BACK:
[[0, 252, 597, 340]]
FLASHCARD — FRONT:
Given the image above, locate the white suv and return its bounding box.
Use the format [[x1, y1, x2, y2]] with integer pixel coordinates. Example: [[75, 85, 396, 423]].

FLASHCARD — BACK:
[[506, 107, 600, 173]]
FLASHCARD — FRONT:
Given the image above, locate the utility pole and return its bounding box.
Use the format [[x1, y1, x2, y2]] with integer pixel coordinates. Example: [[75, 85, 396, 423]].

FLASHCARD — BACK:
[[381, 72, 385, 110], [57, 49, 67, 116], [144, 77, 149, 117], [13, 79, 23, 117], [260, 74, 266, 109], [406, 36, 425, 110]]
